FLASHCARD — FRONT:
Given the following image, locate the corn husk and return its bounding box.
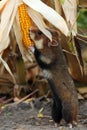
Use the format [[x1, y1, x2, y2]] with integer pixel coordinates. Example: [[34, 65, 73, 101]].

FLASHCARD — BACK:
[[0, 0, 8, 10], [23, 0, 69, 36], [28, 7, 52, 41]]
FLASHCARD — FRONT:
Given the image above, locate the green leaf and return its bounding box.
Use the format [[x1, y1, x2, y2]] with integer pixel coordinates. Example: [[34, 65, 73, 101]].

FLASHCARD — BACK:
[[68, 42, 75, 52], [77, 9, 87, 29], [60, 0, 65, 4]]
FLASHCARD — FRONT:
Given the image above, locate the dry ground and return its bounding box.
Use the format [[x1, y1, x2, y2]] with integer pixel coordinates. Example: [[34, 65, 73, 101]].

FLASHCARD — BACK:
[[0, 98, 87, 130]]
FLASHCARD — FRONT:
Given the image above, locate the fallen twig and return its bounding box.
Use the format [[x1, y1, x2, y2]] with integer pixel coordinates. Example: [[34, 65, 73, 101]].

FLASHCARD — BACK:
[[0, 97, 14, 107], [0, 97, 6, 103], [13, 89, 39, 105]]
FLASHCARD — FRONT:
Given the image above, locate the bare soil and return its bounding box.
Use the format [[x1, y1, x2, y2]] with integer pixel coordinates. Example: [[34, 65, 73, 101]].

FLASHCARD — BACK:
[[0, 98, 87, 130]]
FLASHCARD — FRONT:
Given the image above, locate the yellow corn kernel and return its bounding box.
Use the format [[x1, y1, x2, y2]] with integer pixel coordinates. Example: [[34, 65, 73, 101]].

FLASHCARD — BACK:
[[18, 4, 34, 48]]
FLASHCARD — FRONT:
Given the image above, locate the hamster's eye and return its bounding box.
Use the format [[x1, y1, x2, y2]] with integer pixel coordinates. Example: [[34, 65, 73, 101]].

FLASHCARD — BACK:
[[37, 31, 42, 35]]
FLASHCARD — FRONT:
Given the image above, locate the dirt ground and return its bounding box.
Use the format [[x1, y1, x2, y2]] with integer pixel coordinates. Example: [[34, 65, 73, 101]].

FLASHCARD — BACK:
[[0, 98, 87, 130]]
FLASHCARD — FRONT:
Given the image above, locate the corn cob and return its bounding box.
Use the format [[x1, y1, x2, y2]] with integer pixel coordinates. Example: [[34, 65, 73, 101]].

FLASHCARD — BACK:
[[18, 4, 34, 48]]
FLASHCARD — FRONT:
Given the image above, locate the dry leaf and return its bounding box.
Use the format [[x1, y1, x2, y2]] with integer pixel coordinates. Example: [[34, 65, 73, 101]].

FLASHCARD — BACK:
[[0, 0, 8, 10], [77, 87, 87, 94], [0, 56, 16, 84], [23, 0, 69, 36], [37, 108, 44, 118]]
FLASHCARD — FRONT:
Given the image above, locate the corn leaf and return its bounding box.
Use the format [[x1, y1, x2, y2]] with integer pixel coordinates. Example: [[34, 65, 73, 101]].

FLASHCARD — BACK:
[[6, 0, 18, 37], [28, 7, 52, 41], [0, 0, 8, 10], [13, 15, 24, 59], [0, 0, 18, 53], [54, 0, 62, 14], [0, 35, 10, 53], [0, 56, 16, 84], [0, 0, 16, 42], [73, 36, 84, 75], [23, 0, 69, 36], [62, 0, 77, 26]]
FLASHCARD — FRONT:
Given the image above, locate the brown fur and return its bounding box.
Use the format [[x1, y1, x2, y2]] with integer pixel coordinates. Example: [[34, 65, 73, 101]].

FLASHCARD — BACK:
[[30, 28, 78, 126]]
